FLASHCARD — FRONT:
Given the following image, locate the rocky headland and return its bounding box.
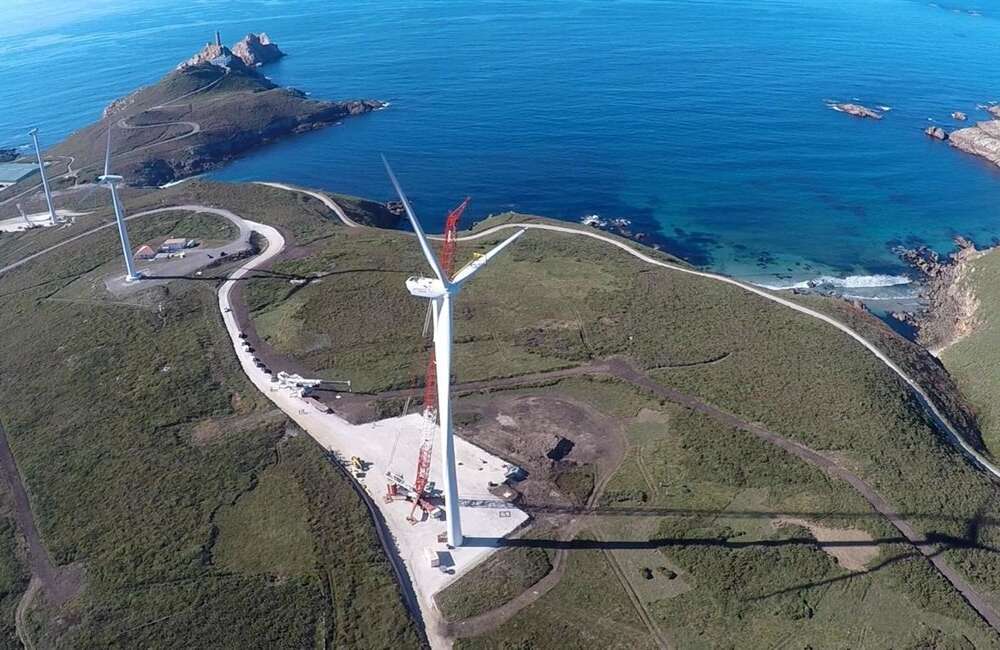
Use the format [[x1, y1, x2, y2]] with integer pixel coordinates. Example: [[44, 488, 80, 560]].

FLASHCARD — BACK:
[[892, 237, 982, 352], [66, 34, 385, 186], [827, 102, 884, 119]]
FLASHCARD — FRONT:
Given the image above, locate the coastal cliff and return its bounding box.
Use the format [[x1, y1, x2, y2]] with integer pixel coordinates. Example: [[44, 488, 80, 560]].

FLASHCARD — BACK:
[[893, 237, 981, 352]]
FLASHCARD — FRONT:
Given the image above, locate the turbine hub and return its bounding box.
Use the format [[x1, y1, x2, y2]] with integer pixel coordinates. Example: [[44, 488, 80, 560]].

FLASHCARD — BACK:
[[406, 276, 447, 298]]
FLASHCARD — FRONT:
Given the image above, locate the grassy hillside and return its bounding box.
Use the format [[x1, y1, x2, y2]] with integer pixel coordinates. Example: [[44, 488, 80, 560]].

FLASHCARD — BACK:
[[941, 249, 1000, 454], [0, 205, 420, 647], [242, 208, 1000, 642], [448, 382, 993, 648]]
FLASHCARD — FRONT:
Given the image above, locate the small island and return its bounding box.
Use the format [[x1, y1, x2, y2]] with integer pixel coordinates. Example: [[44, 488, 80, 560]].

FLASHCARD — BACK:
[[827, 101, 884, 119], [49, 32, 385, 187]]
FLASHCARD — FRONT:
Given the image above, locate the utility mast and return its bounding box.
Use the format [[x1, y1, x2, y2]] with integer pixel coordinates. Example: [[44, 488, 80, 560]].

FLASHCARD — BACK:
[[407, 197, 469, 525]]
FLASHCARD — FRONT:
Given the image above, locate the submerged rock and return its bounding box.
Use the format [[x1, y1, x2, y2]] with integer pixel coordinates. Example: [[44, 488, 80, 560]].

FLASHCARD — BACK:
[[925, 126, 948, 140], [952, 111, 968, 121], [827, 102, 883, 120]]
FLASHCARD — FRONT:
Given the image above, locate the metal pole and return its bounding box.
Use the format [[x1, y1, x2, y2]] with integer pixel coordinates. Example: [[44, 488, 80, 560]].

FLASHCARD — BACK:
[[28, 129, 57, 225]]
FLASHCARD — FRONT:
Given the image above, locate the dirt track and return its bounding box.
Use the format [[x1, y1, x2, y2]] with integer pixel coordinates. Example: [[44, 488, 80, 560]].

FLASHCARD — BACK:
[[440, 359, 1000, 639], [0, 422, 82, 614]]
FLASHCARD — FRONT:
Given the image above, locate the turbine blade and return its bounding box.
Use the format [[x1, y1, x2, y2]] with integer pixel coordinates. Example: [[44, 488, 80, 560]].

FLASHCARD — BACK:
[[450, 229, 526, 287], [381, 154, 446, 284], [104, 128, 113, 177]]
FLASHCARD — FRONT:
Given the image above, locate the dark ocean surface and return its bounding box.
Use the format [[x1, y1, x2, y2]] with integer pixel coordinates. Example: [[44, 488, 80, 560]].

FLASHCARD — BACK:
[[3, 0, 1000, 299]]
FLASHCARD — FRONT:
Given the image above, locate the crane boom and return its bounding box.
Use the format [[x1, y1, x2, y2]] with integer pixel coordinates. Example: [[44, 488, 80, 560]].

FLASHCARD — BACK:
[[409, 197, 469, 523]]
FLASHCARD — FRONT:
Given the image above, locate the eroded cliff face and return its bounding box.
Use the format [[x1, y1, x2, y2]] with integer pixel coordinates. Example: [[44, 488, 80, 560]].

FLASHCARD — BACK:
[[894, 237, 982, 352]]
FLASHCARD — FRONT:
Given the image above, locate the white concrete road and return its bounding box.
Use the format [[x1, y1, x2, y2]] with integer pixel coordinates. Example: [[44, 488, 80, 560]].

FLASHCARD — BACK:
[[218, 219, 528, 650], [0, 209, 89, 233]]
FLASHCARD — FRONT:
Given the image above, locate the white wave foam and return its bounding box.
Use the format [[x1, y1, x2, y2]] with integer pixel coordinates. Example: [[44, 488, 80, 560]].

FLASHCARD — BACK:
[[756, 274, 912, 291]]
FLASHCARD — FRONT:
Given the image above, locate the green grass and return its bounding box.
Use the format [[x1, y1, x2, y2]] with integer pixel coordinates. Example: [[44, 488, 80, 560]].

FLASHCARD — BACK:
[[452, 382, 996, 648], [239, 207, 1000, 630], [941, 249, 1000, 455], [436, 547, 552, 622], [213, 459, 317, 577], [0, 202, 421, 647], [455, 536, 657, 650]]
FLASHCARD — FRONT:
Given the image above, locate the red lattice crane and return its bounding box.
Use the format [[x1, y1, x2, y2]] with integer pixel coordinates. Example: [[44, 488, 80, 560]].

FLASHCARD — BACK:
[[408, 197, 469, 524]]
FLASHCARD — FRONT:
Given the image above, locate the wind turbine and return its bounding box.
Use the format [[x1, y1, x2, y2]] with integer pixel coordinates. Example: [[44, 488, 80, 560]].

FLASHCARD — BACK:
[[100, 129, 141, 282], [27, 128, 58, 226], [382, 155, 525, 547]]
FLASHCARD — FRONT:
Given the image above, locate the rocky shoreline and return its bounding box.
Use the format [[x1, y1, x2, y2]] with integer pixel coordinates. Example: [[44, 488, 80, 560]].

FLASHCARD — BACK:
[[891, 237, 983, 353], [72, 33, 386, 187]]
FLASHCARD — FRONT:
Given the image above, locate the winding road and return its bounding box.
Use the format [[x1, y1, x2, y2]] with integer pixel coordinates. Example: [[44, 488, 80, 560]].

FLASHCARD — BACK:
[[4, 182, 1000, 645], [260, 182, 1000, 482]]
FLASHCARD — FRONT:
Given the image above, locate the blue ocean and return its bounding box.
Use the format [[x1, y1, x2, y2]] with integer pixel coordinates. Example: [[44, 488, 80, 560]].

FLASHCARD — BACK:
[[3, 0, 1000, 297]]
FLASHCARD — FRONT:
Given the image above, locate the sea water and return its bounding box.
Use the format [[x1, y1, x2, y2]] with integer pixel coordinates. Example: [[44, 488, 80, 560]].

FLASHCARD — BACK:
[[3, 0, 1000, 298]]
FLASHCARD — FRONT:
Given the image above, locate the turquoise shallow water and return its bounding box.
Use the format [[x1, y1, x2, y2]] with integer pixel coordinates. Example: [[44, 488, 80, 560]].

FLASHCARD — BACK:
[[3, 0, 1000, 297]]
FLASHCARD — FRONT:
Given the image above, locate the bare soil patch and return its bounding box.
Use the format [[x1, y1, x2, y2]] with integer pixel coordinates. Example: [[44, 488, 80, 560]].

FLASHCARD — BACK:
[[773, 517, 877, 572], [456, 394, 625, 510], [191, 409, 285, 445]]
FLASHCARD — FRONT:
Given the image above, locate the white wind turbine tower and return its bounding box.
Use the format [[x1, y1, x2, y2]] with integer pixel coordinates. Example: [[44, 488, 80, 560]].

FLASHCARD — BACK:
[[100, 129, 141, 282], [27, 128, 58, 226], [383, 155, 525, 548]]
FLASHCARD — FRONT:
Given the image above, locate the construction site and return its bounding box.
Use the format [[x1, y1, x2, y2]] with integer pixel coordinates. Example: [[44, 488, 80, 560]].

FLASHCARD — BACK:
[[214, 192, 532, 647]]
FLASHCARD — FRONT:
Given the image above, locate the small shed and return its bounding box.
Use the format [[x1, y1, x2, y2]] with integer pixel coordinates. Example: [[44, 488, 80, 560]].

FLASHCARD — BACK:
[[135, 245, 156, 260], [160, 238, 188, 253]]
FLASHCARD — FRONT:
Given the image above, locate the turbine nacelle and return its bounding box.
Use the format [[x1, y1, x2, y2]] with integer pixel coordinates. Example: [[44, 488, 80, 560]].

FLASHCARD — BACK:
[[99, 174, 123, 185], [406, 276, 448, 299]]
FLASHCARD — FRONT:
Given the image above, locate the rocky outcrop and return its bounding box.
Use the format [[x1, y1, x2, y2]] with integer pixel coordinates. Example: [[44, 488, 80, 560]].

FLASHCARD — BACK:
[[948, 120, 1000, 167], [827, 102, 883, 119], [103, 88, 145, 118], [952, 111, 968, 121], [925, 126, 948, 140], [893, 237, 982, 351], [988, 105, 1000, 119], [179, 33, 284, 70], [0, 148, 17, 163], [231, 33, 284, 67]]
